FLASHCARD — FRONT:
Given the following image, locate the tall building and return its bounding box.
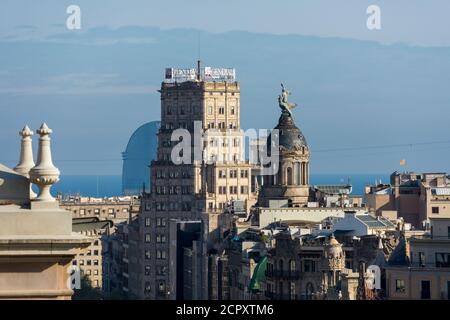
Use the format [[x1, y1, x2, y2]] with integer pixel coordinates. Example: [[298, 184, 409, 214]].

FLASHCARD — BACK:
[[122, 121, 160, 195], [137, 62, 257, 299]]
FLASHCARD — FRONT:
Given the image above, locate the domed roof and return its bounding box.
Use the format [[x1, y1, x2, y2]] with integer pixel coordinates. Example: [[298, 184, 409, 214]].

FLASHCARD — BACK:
[[267, 113, 308, 155], [326, 235, 343, 259], [122, 121, 160, 195]]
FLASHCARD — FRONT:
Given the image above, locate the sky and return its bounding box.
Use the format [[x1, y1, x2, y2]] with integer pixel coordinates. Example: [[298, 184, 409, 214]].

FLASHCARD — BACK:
[[1, 1, 450, 175]]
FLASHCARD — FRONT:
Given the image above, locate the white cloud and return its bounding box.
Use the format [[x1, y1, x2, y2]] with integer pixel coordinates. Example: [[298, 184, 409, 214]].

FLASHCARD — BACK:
[[0, 73, 157, 96]]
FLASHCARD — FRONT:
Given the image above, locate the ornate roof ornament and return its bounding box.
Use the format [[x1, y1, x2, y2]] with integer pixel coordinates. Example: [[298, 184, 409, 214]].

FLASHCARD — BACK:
[[278, 83, 297, 118], [14, 125, 37, 199], [29, 123, 60, 202]]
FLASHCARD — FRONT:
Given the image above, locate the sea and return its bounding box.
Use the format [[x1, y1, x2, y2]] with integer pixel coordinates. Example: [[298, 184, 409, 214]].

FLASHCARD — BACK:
[[51, 174, 390, 198]]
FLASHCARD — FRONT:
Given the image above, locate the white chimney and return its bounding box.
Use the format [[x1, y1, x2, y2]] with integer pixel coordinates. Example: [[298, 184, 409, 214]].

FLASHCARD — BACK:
[[14, 125, 37, 198], [29, 123, 60, 202]]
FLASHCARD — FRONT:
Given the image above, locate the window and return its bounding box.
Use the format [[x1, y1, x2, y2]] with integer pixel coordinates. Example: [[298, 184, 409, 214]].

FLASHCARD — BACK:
[[240, 170, 248, 178], [145, 217, 151, 227], [80, 209, 85, 216], [208, 106, 213, 115], [157, 250, 166, 260], [94, 280, 99, 287], [421, 280, 431, 299], [145, 234, 151, 243], [72, 260, 77, 266], [93, 260, 99, 266], [156, 218, 166, 227], [145, 265, 151, 276], [419, 252, 426, 267], [218, 107, 225, 114], [436, 253, 450, 268], [290, 260, 296, 272], [157, 266, 167, 276], [86, 270, 91, 276], [432, 206, 439, 214], [94, 270, 98, 276], [156, 235, 166, 243], [158, 282, 166, 294], [447, 281, 450, 300], [303, 260, 315, 272], [144, 282, 151, 294], [230, 106, 235, 115], [290, 282, 296, 300], [240, 186, 248, 194], [79, 260, 84, 266], [145, 250, 151, 260], [395, 279, 406, 293]]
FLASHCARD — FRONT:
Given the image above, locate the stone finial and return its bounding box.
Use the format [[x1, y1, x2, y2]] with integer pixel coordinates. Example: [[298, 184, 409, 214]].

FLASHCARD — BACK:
[[14, 125, 37, 198], [29, 123, 60, 202], [14, 126, 35, 175]]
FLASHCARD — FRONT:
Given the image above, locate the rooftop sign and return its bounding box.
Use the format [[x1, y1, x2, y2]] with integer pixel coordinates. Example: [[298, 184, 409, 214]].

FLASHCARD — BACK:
[[164, 66, 236, 83], [165, 68, 196, 82], [204, 67, 236, 82]]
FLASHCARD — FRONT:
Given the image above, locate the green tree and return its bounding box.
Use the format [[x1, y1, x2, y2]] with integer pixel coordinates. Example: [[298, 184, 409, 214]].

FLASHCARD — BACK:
[[72, 273, 103, 300]]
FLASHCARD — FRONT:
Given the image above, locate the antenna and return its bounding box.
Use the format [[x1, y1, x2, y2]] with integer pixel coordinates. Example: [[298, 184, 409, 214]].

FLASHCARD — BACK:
[[197, 31, 202, 81], [197, 59, 202, 81], [197, 30, 201, 62]]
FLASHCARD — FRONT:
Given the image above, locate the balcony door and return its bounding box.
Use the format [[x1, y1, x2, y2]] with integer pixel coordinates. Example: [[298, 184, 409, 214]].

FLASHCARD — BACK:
[[420, 280, 431, 299]]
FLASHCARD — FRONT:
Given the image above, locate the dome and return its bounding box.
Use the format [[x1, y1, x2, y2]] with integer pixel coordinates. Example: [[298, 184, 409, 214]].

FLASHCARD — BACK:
[[326, 236, 343, 259], [267, 113, 308, 155], [122, 121, 160, 195]]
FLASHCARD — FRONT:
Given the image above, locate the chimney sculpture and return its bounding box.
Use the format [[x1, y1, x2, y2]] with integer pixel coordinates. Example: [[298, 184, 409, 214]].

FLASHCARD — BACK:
[[29, 123, 60, 202], [14, 125, 37, 198]]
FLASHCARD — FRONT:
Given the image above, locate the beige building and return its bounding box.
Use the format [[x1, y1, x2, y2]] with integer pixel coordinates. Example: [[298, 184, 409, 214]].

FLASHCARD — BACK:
[[60, 196, 139, 292], [0, 124, 90, 299], [137, 63, 257, 299], [366, 171, 450, 228], [385, 217, 450, 299]]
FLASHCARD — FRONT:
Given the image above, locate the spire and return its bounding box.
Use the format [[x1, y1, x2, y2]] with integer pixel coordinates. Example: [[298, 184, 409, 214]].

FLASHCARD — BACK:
[[29, 123, 60, 202], [14, 125, 37, 199]]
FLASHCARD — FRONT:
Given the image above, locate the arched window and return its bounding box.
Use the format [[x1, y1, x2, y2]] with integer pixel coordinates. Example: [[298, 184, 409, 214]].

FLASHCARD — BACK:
[[290, 260, 296, 272]]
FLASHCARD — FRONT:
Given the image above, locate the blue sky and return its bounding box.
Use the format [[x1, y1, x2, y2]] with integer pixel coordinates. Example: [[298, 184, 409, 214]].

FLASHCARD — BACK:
[[1, 1, 450, 175]]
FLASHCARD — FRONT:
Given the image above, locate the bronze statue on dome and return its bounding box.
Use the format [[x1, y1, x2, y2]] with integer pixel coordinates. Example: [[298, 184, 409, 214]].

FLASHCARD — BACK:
[[278, 83, 297, 117]]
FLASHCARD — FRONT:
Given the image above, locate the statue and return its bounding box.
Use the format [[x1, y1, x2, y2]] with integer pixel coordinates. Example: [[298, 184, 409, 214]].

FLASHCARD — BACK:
[[278, 83, 297, 117]]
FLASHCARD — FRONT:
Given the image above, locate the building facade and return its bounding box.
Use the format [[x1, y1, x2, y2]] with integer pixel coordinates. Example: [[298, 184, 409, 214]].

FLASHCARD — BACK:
[[137, 64, 257, 299]]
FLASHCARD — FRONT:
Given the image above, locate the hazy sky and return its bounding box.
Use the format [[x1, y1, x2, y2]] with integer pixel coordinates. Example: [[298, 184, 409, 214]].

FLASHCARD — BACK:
[[1, 0, 450, 46], [1, 1, 450, 176]]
